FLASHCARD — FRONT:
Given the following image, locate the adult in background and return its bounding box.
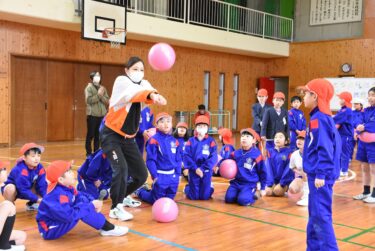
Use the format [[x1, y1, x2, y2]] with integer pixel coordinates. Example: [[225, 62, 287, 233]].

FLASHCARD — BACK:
[[85, 71, 109, 157]]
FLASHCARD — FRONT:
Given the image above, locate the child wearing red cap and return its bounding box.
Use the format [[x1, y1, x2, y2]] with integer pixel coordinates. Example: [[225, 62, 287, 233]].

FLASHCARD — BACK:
[[135, 113, 182, 204], [0, 200, 26, 251], [261, 92, 290, 151], [183, 115, 218, 200], [288, 131, 309, 206], [173, 121, 190, 180], [1, 143, 47, 211], [225, 128, 267, 206], [353, 87, 375, 203], [36, 161, 127, 240], [333, 92, 354, 177], [301, 78, 341, 251], [251, 89, 271, 136], [213, 128, 235, 177]]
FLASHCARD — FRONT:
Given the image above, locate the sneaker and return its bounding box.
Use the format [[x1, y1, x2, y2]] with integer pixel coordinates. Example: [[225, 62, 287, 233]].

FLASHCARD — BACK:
[[363, 196, 375, 204], [109, 204, 133, 221], [100, 225, 128, 236], [353, 193, 370, 200], [340, 171, 348, 177], [296, 197, 308, 206], [123, 195, 142, 208], [26, 202, 39, 211], [0, 245, 26, 251]]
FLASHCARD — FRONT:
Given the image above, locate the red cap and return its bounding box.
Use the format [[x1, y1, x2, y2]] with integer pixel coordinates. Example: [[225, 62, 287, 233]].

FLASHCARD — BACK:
[[257, 89, 268, 97], [297, 130, 306, 139], [195, 115, 210, 126], [218, 128, 233, 145], [337, 92, 352, 108], [240, 128, 260, 142], [46, 160, 71, 193], [19, 143, 45, 156], [0, 160, 10, 170], [273, 92, 285, 100], [155, 112, 171, 124], [176, 121, 188, 129], [299, 78, 334, 116]]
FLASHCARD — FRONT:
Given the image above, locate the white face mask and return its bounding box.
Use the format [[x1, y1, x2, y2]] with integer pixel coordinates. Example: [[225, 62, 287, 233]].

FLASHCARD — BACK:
[[93, 76, 101, 85], [196, 127, 208, 136], [128, 71, 144, 83]]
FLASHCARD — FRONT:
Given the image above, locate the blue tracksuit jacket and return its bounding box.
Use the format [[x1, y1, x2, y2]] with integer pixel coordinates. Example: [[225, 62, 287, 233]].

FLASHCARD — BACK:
[[265, 147, 294, 187], [288, 108, 306, 149], [135, 106, 154, 154]]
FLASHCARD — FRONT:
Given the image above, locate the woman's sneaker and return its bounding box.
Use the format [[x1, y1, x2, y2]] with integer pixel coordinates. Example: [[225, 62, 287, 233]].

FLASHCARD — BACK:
[[109, 204, 133, 221], [0, 245, 26, 251], [363, 196, 375, 204], [123, 195, 142, 208], [100, 225, 129, 236], [353, 193, 370, 200]]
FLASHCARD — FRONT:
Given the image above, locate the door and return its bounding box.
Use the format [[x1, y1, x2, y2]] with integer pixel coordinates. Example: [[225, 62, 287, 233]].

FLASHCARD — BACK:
[[47, 61, 75, 141], [12, 57, 47, 144], [258, 77, 275, 105], [232, 74, 239, 130]]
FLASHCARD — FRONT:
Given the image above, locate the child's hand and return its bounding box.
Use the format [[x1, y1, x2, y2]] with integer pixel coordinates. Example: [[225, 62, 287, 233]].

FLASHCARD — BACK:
[[94, 180, 102, 188], [356, 124, 365, 132], [260, 190, 266, 197], [314, 178, 325, 188], [143, 131, 150, 141], [92, 200, 103, 212], [196, 168, 203, 178], [37, 198, 42, 203], [152, 177, 158, 188], [213, 166, 219, 174], [183, 169, 189, 177]]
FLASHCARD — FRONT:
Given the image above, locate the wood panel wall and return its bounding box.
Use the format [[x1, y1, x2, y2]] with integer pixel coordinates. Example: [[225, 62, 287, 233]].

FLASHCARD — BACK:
[[0, 20, 266, 145]]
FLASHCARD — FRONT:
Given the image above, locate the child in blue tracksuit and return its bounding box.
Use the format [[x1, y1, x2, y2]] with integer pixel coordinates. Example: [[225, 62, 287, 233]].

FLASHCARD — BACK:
[[351, 98, 364, 160], [183, 115, 218, 200], [135, 105, 154, 155], [36, 161, 127, 240], [288, 96, 306, 150], [333, 92, 354, 177], [136, 112, 182, 204], [353, 87, 375, 203], [173, 121, 190, 180], [214, 128, 235, 177], [225, 128, 267, 206], [77, 149, 112, 200], [301, 78, 341, 251], [1, 143, 47, 211], [265, 132, 294, 197]]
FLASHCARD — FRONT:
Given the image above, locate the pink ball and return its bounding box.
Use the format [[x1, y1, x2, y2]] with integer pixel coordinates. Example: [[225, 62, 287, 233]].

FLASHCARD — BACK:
[[148, 43, 176, 71], [358, 132, 375, 143], [152, 197, 179, 223], [288, 189, 303, 202], [219, 159, 237, 179]]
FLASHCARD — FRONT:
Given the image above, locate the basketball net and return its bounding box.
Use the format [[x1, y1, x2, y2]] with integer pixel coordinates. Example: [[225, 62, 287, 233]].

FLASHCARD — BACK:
[[102, 28, 126, 49]]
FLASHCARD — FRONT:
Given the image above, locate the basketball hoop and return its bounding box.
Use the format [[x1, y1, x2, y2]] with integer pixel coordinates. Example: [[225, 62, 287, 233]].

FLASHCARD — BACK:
[[102, 28, 126, 49]]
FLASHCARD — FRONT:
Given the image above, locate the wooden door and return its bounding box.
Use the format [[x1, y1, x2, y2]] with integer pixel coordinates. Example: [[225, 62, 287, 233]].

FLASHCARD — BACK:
[[100, 64, 124, 95], [47, 61, 74, 141], [73, 63, 101, 140], [12, 57, 47, 144]]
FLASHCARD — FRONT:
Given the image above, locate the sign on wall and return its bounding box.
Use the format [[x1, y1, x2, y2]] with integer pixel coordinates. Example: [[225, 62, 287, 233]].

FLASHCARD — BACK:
[[310, 0, 362, 26]]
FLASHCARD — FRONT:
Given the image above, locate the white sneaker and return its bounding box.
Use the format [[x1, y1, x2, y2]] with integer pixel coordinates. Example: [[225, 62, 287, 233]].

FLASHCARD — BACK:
[[0, 245, 26, 251], [340, 171, 348, 177], [109, 204, 133, 221], [26, 202, 39, 211], [353, 193, 371, 200], [100, 225, 128, 236], [123, 195, 142, 208], [363, 196, 375, 204], [296, 197, 308, 206]]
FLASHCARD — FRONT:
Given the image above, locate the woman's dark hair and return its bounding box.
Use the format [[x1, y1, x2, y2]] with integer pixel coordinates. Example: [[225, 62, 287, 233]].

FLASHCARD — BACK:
[[89, 71, 99, 80], [125, 56, 144, 69], [369, 87, 375, 94], [173, 127, 190, 141]]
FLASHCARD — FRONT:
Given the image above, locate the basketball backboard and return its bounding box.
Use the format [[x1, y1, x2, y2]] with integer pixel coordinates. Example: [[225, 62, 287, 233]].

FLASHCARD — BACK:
[[82, 0, 127, 45]]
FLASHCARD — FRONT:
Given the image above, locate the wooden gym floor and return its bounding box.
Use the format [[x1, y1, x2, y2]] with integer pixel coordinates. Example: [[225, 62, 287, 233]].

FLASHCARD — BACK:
[[0, 138, 374, 251]]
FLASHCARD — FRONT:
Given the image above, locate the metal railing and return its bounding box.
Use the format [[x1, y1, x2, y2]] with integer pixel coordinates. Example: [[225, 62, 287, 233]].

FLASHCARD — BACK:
[[96, 0, 293, 42]]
